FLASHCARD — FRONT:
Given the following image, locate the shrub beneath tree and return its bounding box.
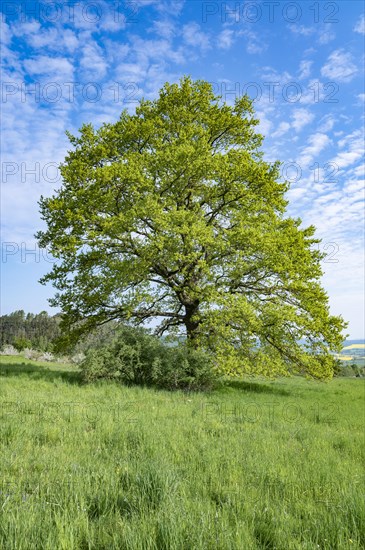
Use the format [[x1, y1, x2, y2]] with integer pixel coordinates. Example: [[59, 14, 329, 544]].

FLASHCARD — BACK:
[[80, 326, 219, 391]]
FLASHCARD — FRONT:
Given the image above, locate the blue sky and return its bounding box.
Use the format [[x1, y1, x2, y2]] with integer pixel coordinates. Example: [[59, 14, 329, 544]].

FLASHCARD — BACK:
[[1, 1, 364, 337]]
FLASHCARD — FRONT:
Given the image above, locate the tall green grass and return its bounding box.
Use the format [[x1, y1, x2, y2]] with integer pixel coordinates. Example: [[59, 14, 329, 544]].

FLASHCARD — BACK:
[[1, 356, 364, 549]]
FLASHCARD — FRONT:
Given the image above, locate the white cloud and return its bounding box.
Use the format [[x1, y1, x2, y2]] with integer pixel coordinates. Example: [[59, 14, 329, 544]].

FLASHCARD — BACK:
[[298, 60, 312, 79], [291, 108, 315, 132], [318, 115, 335, 133], [149, 19, 175, 39], [288, 25, 315, 36], [241, 30, 267, 54], [62, 30, 79, 52], [27, 28, 58, 49], [217, 29, 234, 50], [80, 41, 108, 78], [354, 14, 365, 34], [271, 122, 291, 138], [317, 24, 335, 45], [29, 28, 79, 53], [129, 34, 186, 65], [11, 19, 40, 36], [349, 165, 365, 179], [331, 129, 364, 170], [155, 0, 185, 16], [287, 166, 364, 338], [321, 50, 358, 82], [260, 66, 291, 82], [114, 62, 147, 82], [298, 132, 331, 168], [255, 110, 273, 135], [246, 41, 264, 55], [23, 55, 74, 80], [133, 0, 158, 6], [0, 20, 12, 46], [344, 178, 365, 195], [286, 187, 307, 201], [288, 23, 334, 44], [0, 21, 20, 71], [182, 22, 210, 51], [103, 41, 130, 67], [9, 17, 79, 53]]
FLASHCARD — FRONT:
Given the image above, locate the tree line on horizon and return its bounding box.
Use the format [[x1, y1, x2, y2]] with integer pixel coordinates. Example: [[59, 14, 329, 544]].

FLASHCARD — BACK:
[[0, 310, 61, 351]]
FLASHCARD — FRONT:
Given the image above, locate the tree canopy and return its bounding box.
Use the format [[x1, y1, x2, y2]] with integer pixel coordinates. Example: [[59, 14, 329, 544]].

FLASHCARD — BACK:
[[37, 76, 347, 379]]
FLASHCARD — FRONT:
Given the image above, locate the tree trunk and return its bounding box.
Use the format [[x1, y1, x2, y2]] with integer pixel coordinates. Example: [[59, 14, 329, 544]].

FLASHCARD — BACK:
[[184, 303, 200, 348]]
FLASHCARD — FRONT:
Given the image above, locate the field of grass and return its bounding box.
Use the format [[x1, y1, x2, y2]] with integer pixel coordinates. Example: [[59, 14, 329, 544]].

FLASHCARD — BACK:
[[1, 355, 364, 549]]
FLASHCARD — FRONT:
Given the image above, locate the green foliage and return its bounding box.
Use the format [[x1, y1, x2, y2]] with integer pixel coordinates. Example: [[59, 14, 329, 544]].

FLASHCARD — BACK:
[[72, 320, 122, 354], [333, 359, 365, 378], [80, 326, 218, 391], [150, 345, 217, 391], [37, 76, 347, 379], [332, 358, 342, 377], [13, 336, 32, 351]]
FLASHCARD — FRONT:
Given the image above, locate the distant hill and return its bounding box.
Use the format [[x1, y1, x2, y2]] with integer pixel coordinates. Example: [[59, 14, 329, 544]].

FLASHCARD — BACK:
[[342, 340, 365, 347], [334, 340, 365, 368]]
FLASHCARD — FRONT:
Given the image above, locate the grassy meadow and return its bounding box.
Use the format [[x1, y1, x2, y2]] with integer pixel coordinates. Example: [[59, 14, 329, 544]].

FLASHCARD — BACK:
[[0, 355, 364, 549]]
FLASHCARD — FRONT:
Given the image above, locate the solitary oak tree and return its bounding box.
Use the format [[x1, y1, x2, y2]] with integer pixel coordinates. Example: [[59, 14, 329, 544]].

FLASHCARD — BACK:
[[37, 77, 347, 379]]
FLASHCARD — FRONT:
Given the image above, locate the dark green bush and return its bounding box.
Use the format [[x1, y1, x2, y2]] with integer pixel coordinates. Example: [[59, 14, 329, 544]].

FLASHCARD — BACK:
[[80, 326, 219, 391], [334, 361, 365, 378], [332, 358, 344, 377]]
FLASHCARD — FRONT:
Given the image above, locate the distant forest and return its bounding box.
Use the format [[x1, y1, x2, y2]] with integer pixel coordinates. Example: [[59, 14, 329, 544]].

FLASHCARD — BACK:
[[0, 311, 135, 353], [0, 310, 61, 351], [0, 311, 179, 354]]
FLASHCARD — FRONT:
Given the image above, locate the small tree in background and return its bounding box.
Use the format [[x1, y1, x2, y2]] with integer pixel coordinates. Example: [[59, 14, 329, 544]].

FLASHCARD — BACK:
[[37, 77, 347, 379], [13, 336, 32, 351]]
